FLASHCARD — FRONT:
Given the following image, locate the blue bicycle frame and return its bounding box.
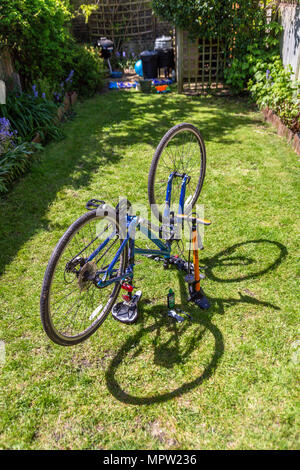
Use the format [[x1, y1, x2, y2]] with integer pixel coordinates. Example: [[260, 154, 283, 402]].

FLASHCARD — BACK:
[[86, 172, 189, 288]]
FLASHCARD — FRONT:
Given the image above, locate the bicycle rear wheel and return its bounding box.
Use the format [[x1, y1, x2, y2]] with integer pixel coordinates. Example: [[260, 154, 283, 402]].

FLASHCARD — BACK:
[[40, 209, 127, 346], [148, 123, 206, 222]]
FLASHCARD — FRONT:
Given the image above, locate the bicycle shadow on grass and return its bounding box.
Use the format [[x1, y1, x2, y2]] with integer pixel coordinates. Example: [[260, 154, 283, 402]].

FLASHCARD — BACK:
[[105, 238, 284, 405], [201, 239, 288, 285], [105, 302, 224, 405]]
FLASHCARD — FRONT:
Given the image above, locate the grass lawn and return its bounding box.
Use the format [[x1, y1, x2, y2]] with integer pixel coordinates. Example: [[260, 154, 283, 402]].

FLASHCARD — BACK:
[[0, 90, 299, 450]]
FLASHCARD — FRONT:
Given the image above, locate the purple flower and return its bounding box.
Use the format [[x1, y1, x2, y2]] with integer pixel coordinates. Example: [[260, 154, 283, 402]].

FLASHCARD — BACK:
[[116, 51, 120, 57], [53, 91, 62, 103], [42, 92, 46, 99], [266, 69, 271, 80], [0, 118, 17, 154], [65, 70, 74, 83], [32, 84, 38, 98], [0, 117, 10, 129], [122, 51, 126, 58]]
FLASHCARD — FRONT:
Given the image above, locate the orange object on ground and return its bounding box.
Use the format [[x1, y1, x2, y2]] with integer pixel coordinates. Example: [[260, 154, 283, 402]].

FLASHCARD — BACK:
[[155, 85, 168, 92]]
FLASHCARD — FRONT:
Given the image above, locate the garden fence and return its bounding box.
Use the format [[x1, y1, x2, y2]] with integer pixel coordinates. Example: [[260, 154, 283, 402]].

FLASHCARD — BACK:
[[279, 1, 300, 80], [176, 30, 227, 94]]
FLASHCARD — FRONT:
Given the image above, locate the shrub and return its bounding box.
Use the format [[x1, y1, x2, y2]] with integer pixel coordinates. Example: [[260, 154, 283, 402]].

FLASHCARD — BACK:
[[0, 141, 42, 193], [0, 1, 106, 98], [224, 21, 283, 92], [0, 116, 42, 193], [152, 0, 264, 42], [0, 0, 72, 88], [0, 92, 62, 142], [0, 117, 17, 155], [248, 57, 300, 132], [60, 44, 106, 98]]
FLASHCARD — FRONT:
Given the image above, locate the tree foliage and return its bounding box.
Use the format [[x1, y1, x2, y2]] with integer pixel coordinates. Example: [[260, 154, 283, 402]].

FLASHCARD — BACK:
[[0, 0, 105, 95], [0, 0, 72, 87], [152, 0, 263, 40]]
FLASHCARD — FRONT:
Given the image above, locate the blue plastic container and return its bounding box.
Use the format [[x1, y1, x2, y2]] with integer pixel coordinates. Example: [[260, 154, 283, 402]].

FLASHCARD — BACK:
[[134, 60, 143, 77]]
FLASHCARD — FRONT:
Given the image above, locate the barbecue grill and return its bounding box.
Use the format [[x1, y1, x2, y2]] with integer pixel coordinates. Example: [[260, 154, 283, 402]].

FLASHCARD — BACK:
[[95, 37, 114, 73]]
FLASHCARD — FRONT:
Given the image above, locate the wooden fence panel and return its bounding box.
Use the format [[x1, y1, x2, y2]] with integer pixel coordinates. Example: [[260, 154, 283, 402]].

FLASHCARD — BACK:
[[177, 30, 227, 94]]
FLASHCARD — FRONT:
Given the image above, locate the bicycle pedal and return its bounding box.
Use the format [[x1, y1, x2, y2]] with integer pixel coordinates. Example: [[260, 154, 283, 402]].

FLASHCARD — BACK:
[[112, 290, 142, 324]]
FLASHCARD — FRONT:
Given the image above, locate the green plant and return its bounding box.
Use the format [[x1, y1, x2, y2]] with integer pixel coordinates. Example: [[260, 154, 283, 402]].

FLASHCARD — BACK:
[[248, 57, 300, 132], [62, 44, 105, 97], [0, 92, 62, 142], [0, 141, 42, 192], [224, 21, 283, 92], [77, 3, 99, 23], [152, 0, 264, 40], [35, 77, 58, 102], [0, 1, 106, 98], [0, 0, 72, 89], [0, 117, 17, 155], [115, 51, 138, 72]]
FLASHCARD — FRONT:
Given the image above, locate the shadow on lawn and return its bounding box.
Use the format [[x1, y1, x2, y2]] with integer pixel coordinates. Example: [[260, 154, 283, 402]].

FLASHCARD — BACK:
[[202, 239, 288, 285], [0, 92, 262, 277], [105, 238, 284, 405], [105, 303, 224, 405]]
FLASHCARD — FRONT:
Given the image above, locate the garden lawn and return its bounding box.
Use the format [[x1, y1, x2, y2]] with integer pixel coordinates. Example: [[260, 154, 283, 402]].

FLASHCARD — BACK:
[[0, 90, 299, 450]]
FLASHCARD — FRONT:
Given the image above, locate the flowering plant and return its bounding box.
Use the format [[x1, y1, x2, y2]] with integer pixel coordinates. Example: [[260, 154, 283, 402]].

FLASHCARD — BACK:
[[248, 57, 300, 132], [0, 117, 17, 156], [115, 51, 137, 72], [54, 70, 74, 103]]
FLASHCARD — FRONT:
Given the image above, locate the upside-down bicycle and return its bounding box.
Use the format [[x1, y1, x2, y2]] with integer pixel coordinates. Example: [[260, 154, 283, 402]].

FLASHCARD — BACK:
[[40, 123, 211, 346]]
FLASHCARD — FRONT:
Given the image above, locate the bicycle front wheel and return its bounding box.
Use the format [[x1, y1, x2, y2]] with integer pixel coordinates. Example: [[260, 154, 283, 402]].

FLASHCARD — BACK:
[[148, 123, 206, 222], [40, 209, 127, 346]]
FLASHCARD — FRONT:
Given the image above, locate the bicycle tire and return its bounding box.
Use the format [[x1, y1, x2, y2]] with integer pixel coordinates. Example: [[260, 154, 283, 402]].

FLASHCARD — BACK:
[[148, 123, 206, 222], [40, 209, 128, 346]]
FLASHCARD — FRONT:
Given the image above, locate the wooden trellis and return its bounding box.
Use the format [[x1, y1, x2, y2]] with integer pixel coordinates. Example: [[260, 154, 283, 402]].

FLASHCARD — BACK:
[[88, 0, 154, 48], [176, 30, 227, 94]]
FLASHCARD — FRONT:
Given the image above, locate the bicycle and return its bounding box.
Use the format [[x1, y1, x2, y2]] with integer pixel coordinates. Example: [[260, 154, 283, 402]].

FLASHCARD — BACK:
[[40, 123, 211, 346]]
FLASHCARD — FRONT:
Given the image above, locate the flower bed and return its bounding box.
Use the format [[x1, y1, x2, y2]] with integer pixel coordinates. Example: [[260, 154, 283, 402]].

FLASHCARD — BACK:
[[0, 117, 42, 193], [262, 107, 300, 156], [33, 91, 78, 143], [0, 87, 75, 193]]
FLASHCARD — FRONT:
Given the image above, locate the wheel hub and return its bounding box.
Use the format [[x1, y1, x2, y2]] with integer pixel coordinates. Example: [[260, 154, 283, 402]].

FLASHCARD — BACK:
[[77, 261, 97, 291]]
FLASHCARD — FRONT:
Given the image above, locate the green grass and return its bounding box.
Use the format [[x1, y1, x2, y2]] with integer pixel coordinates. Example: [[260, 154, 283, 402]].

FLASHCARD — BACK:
[[0, 90, 299, 450]]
